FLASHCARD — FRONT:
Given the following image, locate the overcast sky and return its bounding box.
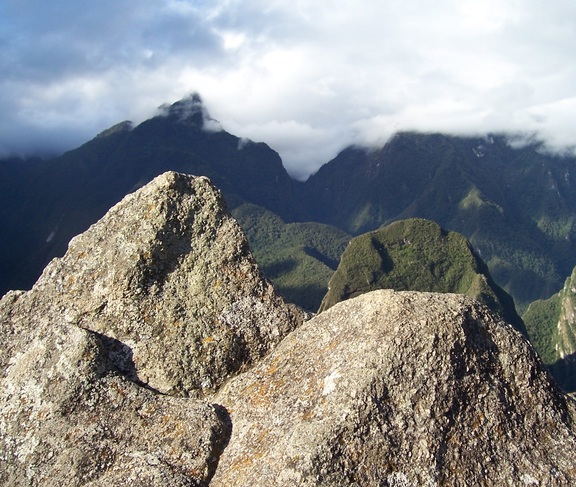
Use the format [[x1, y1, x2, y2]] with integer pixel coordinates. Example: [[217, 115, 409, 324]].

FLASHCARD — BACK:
[[2, 0, 576, 179]]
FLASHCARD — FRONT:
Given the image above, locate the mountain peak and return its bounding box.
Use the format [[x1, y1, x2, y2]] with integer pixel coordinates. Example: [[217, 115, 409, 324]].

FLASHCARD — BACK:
[[157, 92, 222, 131]]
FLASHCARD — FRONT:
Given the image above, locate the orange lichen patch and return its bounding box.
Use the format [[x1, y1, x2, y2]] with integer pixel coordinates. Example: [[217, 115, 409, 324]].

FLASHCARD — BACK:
[[326, 335, 344, 352], [229, 428, 270, 472], [244, 374, 286, 407], [144, 203, 155, 220], [202, 336, 215, 345], [303, 377, 320, 396], [300, 408, 315, 421], [471, 411, 485, 430], [211, 279, 223, 290], [265, 355, 285, 376], [266, 363, 279, 375]]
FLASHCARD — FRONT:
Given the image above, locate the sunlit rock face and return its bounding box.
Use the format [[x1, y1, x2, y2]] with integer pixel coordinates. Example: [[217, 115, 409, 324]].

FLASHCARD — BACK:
[[212, 290, 576, 486], [1, 172, 575, 486], [0, 172, 305, 486]]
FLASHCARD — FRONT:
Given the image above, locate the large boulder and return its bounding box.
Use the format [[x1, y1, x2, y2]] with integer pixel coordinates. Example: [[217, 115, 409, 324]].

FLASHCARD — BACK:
[[3, 171, 306, 397], [0, 309, 230, 486], [212, 290, 576, 486], [0, 172, 306, 485]]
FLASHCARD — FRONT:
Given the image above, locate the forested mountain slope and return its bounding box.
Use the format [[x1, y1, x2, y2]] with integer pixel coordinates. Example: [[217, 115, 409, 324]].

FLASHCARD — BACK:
[[303, 132, 576, 312]]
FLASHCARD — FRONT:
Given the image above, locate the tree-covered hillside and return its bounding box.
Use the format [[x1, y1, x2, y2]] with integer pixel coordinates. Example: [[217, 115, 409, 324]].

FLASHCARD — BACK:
[[319, 218, 526, 335], [303, 133, 576, 312]]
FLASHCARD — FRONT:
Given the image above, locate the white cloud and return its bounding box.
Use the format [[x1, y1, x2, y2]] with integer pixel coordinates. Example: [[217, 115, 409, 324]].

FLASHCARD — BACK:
[[3, 0, 576, 178]]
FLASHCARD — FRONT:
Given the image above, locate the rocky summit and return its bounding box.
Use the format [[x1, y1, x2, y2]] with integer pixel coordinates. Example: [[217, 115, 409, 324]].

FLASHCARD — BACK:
[[212, 290, 576, 486], [0, 172, 306, 486], [1, 172, 576, 486]]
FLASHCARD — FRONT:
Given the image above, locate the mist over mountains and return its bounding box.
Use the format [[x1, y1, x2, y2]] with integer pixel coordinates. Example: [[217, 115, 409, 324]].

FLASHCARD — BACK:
[[4, 94, 576, 314]]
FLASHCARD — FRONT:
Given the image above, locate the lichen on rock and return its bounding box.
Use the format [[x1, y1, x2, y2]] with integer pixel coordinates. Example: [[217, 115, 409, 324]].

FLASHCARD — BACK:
[[211, 290, 576, 486], [20, 171, 306, 396], [0, 172, 306, 486]]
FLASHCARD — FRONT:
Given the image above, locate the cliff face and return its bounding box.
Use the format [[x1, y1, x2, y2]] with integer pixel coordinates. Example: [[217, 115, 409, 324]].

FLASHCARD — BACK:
[[524, 266, 576, 392], [1, 173, 575, 485]]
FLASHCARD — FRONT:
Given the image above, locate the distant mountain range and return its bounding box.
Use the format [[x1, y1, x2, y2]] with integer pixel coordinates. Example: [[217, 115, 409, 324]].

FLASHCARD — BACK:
[[4, 95, 576, 312], [4, 94, 576, 382]]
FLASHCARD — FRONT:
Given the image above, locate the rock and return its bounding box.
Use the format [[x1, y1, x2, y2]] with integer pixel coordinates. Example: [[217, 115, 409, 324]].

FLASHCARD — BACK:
[[211, 290, 576, 486], [319, 218, 527, 336], [0, 172, 306, 485], [12, 171, 306, 396], [3, 171, 575, 485], [0, 297, 231, 486]]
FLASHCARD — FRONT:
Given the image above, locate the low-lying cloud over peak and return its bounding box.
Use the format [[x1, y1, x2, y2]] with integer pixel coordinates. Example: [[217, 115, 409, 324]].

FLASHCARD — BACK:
[[3, 0, 576, 179]]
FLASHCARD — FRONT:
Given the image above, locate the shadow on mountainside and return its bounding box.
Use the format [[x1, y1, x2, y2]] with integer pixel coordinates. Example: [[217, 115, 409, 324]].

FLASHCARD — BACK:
[[549, 352, 576, 394]]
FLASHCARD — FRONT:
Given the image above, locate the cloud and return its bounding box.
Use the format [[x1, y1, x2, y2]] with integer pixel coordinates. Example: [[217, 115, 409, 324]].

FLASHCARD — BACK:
[[3, 0, 576, 178]]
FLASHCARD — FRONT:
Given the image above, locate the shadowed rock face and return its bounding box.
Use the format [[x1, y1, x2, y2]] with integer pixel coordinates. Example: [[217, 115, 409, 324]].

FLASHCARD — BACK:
[[212, 290, 576, 486], [0, 172, 306, 486]]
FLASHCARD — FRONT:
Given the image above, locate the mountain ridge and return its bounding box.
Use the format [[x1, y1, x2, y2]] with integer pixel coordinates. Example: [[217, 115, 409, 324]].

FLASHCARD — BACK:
[[4, 94, 576, 373]]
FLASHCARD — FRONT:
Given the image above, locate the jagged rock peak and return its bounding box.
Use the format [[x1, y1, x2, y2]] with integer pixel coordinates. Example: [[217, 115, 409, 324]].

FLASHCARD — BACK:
[[1, 171, 306, 397], [157, 92, 221, 130], [212, 290, 576, 486], [0, 171, 307, 485]]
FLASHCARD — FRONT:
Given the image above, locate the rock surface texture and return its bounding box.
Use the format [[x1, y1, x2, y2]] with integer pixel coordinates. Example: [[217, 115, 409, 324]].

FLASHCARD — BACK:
[[212, 291, 576, 486], [0, 172, 306, 486], [2, 172, 576, 486]]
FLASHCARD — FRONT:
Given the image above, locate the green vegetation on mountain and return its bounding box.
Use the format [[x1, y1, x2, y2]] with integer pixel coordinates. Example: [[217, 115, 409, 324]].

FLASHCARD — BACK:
[[319, 218, 526, 335], [523, 296, 561, 365], [232, 203, 350, 311], [523, 267, 576, 391], [4, 94, 576, 383], [305, 133, 576, 313]]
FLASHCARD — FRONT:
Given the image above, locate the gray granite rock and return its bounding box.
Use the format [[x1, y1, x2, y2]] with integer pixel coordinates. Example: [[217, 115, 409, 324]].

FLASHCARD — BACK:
[[7, 171, 306, 397], [212, 290, 576, 486], [0, 172, 306, 485]]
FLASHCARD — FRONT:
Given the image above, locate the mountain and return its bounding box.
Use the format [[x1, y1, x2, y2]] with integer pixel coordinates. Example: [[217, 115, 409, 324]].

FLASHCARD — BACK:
[[303, 132, 576, 313], [6, 94, 576, 368], [523, 266, 576, 392], [231, 203, 350, 311], [0, 94, 305, 297], [4, 98, 576, 316], [2, 174, 575, 485], [319, 218, 527, 335]]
